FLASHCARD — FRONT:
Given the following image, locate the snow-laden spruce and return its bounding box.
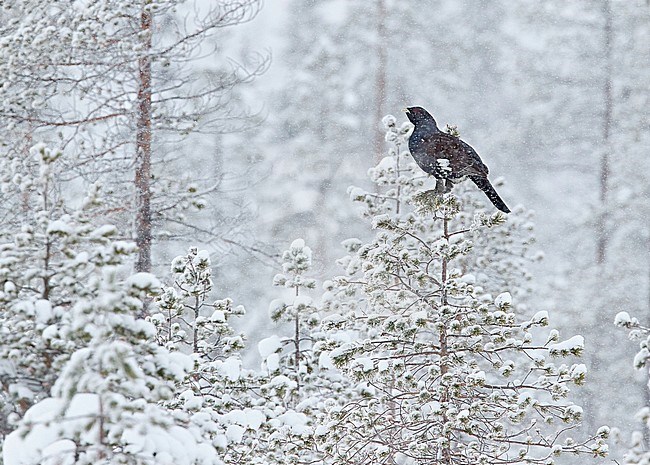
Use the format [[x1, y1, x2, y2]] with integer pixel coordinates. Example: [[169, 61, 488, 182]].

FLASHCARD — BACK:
[[316, 117, 609, 465]]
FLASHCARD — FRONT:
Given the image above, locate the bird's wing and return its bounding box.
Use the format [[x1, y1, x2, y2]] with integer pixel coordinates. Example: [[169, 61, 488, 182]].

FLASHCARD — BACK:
[[456, 138, 489, 177], [422, 133, 489, 178]]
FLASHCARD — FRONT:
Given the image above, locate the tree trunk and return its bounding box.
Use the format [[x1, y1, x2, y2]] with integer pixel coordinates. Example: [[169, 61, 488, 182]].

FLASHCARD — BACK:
[[294, 284, 301, 395], [596, 0, 612, 265], [645, 245, 650, 448], [135, 2, 153, 273], [373, 0, 387, 163], [439, 216, 452, 464]]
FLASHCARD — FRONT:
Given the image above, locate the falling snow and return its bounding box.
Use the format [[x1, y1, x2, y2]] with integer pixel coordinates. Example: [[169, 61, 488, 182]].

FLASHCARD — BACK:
[[0, 1, 647, 465]]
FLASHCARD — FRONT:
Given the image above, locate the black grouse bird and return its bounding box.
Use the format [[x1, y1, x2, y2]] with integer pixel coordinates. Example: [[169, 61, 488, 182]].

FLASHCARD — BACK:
[[404, 106, 510, 214]]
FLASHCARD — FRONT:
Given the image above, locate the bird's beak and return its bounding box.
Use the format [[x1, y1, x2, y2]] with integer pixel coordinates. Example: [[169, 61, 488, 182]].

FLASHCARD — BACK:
[[402, 108, 409, 113]]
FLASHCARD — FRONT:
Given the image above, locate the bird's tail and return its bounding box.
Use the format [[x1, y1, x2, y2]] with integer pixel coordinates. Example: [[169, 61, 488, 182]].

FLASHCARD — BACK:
[[469, 176, 511, 213]]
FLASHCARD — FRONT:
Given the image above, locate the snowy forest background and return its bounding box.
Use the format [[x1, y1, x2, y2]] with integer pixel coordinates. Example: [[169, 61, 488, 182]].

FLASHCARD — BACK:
[[0, 0, 648, 464]]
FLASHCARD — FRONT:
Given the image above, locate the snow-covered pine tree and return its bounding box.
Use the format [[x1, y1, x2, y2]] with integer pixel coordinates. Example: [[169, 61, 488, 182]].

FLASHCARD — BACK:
[[317, 115, 609, 464], [614, 312, 650, 464], [264, 239, 319, 403], [152, 247, 246, 358], [3, 270, 218, 465], [0, 144, 136, 440], [0, 0, 266, 272], [253, 239, 354, 465], [1, 149, 218, 463], [150, 247, 269, 465]]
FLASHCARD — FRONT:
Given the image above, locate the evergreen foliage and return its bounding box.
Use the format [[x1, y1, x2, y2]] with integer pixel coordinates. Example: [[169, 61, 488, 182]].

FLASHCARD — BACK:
[[3, 1, 646, 463], [151, 247, 264, 465], [0, 0, 266, 269], [615, 312, 650, 465], [255, 239, 355, 464], [4, 268, 219, 464], [0, 144, 134, 438], [316, 116, 608, 464], [1, 148, 219, 464]]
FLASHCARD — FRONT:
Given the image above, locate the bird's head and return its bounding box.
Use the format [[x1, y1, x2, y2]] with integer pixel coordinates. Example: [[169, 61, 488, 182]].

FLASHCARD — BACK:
[[403, 106, 438, 130]]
